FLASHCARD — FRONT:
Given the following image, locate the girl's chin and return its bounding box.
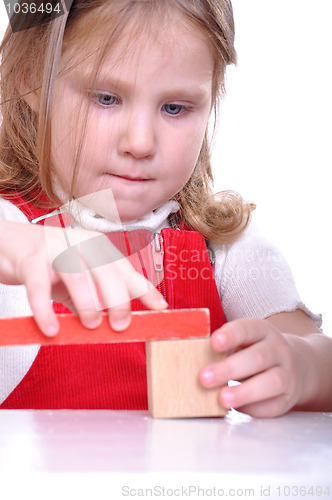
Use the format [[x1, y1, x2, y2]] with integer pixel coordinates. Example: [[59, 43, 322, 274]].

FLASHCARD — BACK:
[[116, 212, 149, 223]]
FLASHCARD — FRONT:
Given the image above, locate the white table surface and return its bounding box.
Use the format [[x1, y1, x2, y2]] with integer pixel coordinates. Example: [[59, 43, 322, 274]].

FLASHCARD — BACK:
[[0, 410, 331, 500]]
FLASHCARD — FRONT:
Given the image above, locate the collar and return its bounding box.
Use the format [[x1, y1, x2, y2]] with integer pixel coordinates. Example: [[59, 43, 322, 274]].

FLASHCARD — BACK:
[[33, 199, 180, 234]]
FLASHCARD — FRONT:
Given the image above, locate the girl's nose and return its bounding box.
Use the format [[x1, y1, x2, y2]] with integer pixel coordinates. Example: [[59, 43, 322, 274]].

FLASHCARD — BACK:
[[118, 111, 157, 159]]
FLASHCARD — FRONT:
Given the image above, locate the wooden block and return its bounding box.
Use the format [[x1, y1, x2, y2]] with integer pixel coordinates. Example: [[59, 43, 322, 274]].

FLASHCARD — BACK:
[[146, 337, 227, 418], [0, 308, 210, 347]]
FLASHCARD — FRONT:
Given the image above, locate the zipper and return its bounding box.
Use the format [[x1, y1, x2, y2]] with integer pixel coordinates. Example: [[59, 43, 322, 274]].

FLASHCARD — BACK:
[[151, 232, 166, 299]]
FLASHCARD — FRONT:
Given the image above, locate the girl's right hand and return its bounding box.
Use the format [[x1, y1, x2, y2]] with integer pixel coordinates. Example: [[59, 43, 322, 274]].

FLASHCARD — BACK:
[[0, 220, 167, 336]]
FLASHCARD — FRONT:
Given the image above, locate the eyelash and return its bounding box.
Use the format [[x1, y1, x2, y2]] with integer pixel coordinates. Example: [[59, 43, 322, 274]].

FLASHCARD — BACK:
[[90, 92, 120, 107], [90, 92, 191, 116], [162, 103, 189, 116]]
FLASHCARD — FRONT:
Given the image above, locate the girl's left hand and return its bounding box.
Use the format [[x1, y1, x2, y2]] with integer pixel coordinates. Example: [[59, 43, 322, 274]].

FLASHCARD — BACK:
[[199, 317, 314, 418]]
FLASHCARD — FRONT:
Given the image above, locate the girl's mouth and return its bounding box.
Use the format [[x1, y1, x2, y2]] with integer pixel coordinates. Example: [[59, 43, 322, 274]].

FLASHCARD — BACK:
[[107, 173, 151, 182]]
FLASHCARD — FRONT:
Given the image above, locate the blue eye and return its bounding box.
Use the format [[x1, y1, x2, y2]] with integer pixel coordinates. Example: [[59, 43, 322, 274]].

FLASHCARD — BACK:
[[91, 92, 119, 107], [163, 103, 186, 116]]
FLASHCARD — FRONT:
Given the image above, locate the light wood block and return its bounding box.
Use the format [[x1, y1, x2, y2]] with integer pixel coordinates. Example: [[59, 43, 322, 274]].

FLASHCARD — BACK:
[[0, 308, 210, 347], [146, 337, 227, 419]]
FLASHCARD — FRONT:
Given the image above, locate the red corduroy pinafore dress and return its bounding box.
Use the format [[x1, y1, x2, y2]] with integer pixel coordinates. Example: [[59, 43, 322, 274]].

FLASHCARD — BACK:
[[0, 193, 226, 409]]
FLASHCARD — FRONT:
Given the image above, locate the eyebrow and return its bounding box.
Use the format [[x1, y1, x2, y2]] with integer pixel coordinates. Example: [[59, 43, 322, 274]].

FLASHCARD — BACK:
[[78, 70, 211, 102]]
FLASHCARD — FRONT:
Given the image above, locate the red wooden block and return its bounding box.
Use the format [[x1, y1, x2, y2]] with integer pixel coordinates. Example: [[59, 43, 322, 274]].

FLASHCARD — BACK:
[[0, 308, 210, 347]]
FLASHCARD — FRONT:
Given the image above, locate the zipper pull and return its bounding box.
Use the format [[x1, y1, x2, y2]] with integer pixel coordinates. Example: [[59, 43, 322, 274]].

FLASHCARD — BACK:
[[152, 233, 164, 272]]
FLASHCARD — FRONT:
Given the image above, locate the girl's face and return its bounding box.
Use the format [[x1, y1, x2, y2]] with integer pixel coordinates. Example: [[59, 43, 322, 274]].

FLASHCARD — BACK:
[[51, 18, 214, 221]]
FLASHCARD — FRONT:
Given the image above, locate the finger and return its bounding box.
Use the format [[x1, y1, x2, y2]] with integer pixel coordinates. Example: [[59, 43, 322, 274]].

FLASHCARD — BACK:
[[51, 280, 79, 314], [235, 395, 291, 418], [79, 233, 166, 309], [88, 257, 167, 330], [117, 258, 168, 310], [94, 259, 168, 312], [211, 318, 279, 353], [20, 258, 59, 337], [95, 269, 132, 331], [218, 366, 289, 412], [59, 270, 102, 329], [96, 269, 167, 331], [126, 273, 168, 310], [138, 288, 168, 311], [200, 339, 278, 388]]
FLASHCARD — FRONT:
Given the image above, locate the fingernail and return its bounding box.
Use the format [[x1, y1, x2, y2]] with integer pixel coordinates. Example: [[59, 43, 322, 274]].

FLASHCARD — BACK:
[[200, 369, 215, 387], [214, 333, 227, 350], [221, 389, 235, 409], [85, 317, 102, 329], [159, 298, 168, 308], [45, 324, 58, 337], [112, 318, 131, 332]]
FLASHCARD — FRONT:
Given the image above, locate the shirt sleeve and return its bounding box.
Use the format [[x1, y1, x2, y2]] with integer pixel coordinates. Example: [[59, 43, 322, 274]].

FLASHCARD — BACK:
[[0, 196, 40, 406], [0, 196, 32, 317], [210, 220, 322, 328], [0, 195, 30, 223]]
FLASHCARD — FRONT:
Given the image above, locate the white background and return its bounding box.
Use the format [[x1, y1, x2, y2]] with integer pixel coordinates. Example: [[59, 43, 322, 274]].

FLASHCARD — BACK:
[[1, 1, 331, 335], [213, 1, 332, 337]]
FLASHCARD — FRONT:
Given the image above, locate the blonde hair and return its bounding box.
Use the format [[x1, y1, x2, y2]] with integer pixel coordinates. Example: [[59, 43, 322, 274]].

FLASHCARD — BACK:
[[0, 0, 254, 243]]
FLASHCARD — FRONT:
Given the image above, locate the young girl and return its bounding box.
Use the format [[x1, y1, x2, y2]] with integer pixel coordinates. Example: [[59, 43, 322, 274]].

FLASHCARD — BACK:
[[0, 0, 331, 416]]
